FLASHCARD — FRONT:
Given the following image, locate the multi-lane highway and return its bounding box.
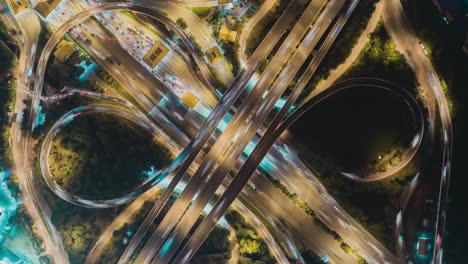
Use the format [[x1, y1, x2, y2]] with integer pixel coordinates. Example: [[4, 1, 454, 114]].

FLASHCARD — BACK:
[[31, 3, 225, 127], [137, 0, 394, 261], [27, 1, 314, 262], [174, 78, 419, 264], [44, 90, 355, 264], [3, 0, 453, 262], [117, 0, 315, 261], [0, 3, 70, 263], [382, 0, 453, 261], [33, 1, 406, 262], [133, 0, 343, 261]]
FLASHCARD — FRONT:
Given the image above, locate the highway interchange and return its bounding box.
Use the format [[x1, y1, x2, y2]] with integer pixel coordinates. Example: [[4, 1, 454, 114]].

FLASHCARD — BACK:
[[0, 0, 453, 263]]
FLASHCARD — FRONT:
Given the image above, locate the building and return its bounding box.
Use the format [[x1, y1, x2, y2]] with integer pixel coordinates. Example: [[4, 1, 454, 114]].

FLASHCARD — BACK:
[[181, 91, 199, 109], [8, 0, 28, 15], [142, 41, 169, 68], [218, 25, 237, 42], [34, 0, 62, 18], [54, 40, 74, 63], [205, 46, 223, 65]]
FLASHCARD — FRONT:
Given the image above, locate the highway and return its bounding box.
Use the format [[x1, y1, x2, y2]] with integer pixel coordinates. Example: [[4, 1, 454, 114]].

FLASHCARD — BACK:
[[382, 0, 453, 262], [174, 79, 417, 264], [31, 0, 305, 209], [237, 0, 276, 64], [29, 1, 224, 208], [31, 3, 226, 128], [137, 0, 371, 263], [85, 176, 295, 264], [44, 90, 344, 264], [38, 94, 289, 263], [116, 0, 312, 261], [169, 7, 409, 263], [29, 1, 307, 261], [34, 1, 404, 262], [19, 0, 451, 263], [161, 1, 422, 263], [39, 97, 184, 208], [0, 3, 70, 263], [133, 0, 341, 261]]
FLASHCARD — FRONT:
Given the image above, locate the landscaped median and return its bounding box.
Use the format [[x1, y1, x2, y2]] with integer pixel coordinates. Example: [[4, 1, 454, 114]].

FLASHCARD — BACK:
[[225, 209, 275, 263], [245, 0, 292, 58], [301, 0, 380, 97], [190, 7, 214, 20], [259, 169, 369, 264]]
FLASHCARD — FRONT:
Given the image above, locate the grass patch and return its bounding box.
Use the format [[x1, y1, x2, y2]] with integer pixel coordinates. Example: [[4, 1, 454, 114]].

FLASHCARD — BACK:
[[0, 20, 17, 171], [302, 0, 379, 96], [220, 41, 241, 76], [191, 7, 214, 19], [51, 201, 123, 264], [48, 113, 173, 200], [291, 86, 416, 172], [97, 193, 161, 263], [245, 0, 291, 58], [339, 21, 416, 88], [197, 226, 232, 255], [225, 209, 274, 263]]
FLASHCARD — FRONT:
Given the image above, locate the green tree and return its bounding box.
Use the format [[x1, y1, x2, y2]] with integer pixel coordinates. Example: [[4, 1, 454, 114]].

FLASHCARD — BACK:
[[239, 239, 260, 255], [176, 18, 188, 30]]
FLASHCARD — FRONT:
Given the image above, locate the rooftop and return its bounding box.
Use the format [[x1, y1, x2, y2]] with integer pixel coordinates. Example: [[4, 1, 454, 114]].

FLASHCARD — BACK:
[[205, 46, 223, 65], [54, 40, 74, 63], [218, 25, 238, 42], [142, 41, 169, 68], [34, 0, 61, 18], [181, 91, 199, 109], [8, 0, 28, 15]]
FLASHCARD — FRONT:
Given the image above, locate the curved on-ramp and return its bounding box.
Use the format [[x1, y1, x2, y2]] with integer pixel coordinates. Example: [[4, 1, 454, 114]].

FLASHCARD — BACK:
[[31, 2, 219, 132], [39, 103, 182, 208], [173, 78, 422, 264], [39, 78, 423, 263], [296, 78, 425, 182]]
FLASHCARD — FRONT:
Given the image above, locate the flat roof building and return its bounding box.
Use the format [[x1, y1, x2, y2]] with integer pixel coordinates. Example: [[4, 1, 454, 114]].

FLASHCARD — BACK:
[[142, 41, 169, 68], [181, 91, 199, 109], [34, 0, 61, 18], [54, 40, 74, 63], [218, 25, 237, 42], [205, 46, 223, 65], [8, 0, 28, 15]]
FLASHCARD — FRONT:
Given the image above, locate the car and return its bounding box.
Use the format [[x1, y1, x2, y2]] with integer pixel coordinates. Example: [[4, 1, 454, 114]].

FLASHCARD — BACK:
[[419, 41, 429, 56]]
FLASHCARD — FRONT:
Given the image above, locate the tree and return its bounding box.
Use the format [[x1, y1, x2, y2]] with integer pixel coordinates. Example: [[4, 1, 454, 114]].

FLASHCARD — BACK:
[[176, 18, 188, 30], [239, 239, 261, 255], [301, 250, 323, 264]]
